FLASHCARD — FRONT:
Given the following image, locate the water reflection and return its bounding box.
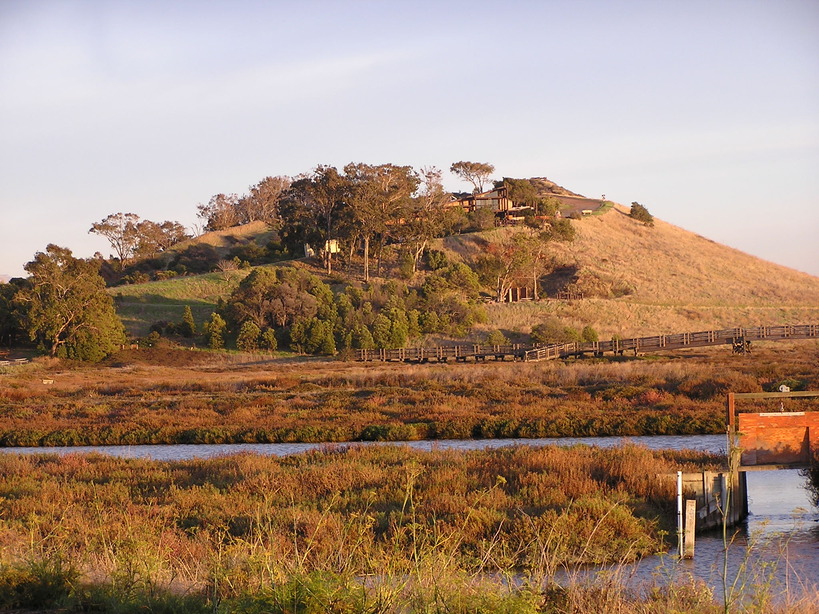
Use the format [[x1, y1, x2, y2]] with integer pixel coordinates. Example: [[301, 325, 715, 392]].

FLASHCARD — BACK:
[[603, 469, 819, 601], [0, 433, 727, 461]]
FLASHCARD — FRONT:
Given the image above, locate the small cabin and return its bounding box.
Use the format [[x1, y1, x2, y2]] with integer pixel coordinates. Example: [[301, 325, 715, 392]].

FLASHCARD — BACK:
[[504, 285, 534, 303]]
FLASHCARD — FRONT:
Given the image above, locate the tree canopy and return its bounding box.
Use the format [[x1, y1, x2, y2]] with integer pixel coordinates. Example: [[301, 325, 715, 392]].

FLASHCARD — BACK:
[[89, 212, 140, 270], [450, 161, 495, 193], [15, 245, 125, 360]]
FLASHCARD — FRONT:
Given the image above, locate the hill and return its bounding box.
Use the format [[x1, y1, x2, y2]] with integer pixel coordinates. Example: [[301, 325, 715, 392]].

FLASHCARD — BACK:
[[439, 204, 819, 338], [110, 197, 819, 341]]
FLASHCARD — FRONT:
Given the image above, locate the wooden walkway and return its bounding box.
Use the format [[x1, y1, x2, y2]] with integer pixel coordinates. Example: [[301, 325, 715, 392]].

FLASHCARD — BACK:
[[355, 324, 819, 363]]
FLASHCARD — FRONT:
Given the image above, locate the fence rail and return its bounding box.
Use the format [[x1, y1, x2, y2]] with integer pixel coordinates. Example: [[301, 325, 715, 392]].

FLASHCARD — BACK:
[[354, 324, 819, 363]]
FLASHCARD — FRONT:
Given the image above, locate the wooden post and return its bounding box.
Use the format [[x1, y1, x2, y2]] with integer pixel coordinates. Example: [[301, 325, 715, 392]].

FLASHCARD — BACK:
[[676, 471, 683, 557], [684, 499, 696, 558]]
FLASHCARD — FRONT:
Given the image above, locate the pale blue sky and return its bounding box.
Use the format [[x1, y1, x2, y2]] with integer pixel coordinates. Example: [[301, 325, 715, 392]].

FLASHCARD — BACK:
[[1, 0, 818, 278]]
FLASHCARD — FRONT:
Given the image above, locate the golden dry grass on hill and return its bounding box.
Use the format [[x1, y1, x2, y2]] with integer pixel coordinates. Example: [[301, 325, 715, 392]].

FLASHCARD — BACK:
[[440, 205, 819, 338], [172, 220, 274, 253]]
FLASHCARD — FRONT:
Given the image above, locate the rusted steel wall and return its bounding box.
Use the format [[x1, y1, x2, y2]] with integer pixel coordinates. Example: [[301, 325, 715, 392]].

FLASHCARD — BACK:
[[738, 411, 819, 466]]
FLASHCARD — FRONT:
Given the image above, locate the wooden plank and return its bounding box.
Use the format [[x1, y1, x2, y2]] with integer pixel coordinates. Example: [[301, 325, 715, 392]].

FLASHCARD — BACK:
[[684, 499, 696, 558]]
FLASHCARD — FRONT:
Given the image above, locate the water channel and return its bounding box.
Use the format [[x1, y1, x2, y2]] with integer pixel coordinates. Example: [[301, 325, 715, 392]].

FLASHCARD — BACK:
[[2, 434, 816, 602]]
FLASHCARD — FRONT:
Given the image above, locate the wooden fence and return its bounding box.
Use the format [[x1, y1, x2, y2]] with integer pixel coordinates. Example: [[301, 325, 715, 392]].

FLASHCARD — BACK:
[[355, 324, 819, 363]]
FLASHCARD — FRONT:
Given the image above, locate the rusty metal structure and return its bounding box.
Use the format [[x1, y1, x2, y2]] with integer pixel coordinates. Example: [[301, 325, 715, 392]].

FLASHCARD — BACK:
[[728, 390, 819, 468]]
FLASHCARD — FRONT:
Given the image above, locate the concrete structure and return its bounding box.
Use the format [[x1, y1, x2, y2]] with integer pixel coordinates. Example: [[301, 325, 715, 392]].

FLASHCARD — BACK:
[[667, 469, 748, 533]]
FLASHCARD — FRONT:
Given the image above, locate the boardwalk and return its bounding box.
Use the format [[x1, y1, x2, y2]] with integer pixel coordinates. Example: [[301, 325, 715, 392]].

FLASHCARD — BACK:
[[355, 324, 819, 363]]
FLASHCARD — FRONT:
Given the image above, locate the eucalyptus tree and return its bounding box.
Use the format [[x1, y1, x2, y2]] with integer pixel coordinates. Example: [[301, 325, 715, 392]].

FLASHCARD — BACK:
[[239, 175, 291, 226], [279, 165, 349, 273], [450, 161, 495, 193], [399, 166, 451, 272], [197, 193, 242, 231], [89, 212, 140, 270], [15, 245, 125, 360], [134, 220, 190, 257], [344, 163, 419, 280]]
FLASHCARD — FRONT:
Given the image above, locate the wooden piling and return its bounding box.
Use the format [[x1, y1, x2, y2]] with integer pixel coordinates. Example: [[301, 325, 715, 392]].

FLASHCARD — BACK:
[[684, 499, 696, 558]]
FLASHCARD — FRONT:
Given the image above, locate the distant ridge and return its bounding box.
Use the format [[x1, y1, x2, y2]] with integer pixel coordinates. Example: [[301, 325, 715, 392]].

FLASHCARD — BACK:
[[0, 274, 11, 284]]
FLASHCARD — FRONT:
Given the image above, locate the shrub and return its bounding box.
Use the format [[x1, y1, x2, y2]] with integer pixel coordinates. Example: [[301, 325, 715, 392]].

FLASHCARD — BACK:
[[546, 218, 576, 242], [484, 329, 508, 345], [630, 202, 654, 226], [466, 208, 496, 231], [260, 328, 278, 351], [397, 251, 415, 280], [531, 319, 576, 344], [581, 325, 599, 343]]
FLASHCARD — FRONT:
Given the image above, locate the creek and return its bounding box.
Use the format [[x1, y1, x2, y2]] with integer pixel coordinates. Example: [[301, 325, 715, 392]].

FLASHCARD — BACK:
[[2, 434, 816, 601]]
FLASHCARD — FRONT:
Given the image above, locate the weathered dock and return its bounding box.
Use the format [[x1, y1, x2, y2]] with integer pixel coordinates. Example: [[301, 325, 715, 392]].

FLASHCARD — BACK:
[[355, 324, 819, 363]]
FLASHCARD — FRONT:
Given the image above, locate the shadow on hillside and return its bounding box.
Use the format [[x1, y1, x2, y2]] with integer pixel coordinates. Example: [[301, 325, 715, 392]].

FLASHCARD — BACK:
[[540, 266, 580, 297]]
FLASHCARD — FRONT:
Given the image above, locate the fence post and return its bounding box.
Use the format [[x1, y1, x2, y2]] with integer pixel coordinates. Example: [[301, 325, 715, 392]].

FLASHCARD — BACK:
[[677, 471, 683, 557]]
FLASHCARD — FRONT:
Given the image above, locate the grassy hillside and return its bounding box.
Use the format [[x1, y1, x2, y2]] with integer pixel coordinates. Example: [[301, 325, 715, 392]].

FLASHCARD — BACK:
[[439, 204, 819, 339], [169, 220, 275, 256], [113, 270, 248, 336]]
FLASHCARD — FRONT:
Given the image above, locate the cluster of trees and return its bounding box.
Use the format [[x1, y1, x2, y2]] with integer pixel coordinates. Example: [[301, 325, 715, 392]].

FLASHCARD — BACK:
[[197, 176, 291, 231], [0, 245, 125, 360], [275, 164, 467, 279], [181, 259, 487, 355], [193, 161, 527, 281], [89, 213, 190, 270], [88, 161, 582, 291]]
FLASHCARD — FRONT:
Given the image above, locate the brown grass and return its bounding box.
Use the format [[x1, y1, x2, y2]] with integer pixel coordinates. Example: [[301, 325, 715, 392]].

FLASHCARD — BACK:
[[438, 206, 819, 337], [2, 343, 816, 446]]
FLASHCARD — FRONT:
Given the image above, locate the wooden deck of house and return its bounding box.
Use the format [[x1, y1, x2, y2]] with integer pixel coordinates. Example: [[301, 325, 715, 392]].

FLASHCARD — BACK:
[[354, 324, 819, 363]]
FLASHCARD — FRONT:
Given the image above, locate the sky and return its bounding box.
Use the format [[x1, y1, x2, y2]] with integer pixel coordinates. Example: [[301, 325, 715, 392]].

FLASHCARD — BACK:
[[1, 0, 818, 279]]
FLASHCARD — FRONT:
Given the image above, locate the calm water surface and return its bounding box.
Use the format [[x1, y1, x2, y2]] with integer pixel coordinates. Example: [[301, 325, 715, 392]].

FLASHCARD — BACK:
[[2, 434, 816, 601], [0, 433, 727, 461]]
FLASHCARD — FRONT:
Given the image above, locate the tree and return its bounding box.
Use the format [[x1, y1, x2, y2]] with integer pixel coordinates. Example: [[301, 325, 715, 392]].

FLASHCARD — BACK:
[[279, 166, 349, 273], [179, 305, 196, 337], [260, 328, 278, 351], [344, 162, 419, 280], [399, 167, 451, 272], [239, 176, 291, 226], [203, 313, 227, 349], [89, 212, 141, 270], [0, 280, 24, 348], [197, 193, 241, 231], [236, 320, 261, 352], [450, 161, 495, 193], [134, 220, 190, 257], [474, 237, 534, 303], [15, 245, 126, 360], [227, 267, 323, 330], [503, 178, 539, 207]]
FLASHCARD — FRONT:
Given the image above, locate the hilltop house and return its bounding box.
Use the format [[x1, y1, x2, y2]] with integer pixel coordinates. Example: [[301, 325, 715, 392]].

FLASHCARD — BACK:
[[447, 186, 513, 213], [447, 186, 537, 223]]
